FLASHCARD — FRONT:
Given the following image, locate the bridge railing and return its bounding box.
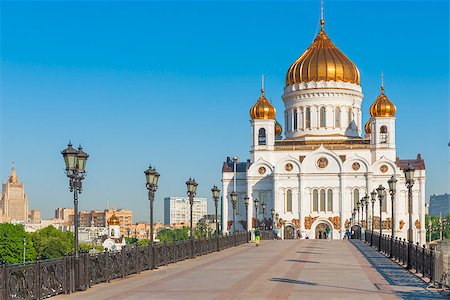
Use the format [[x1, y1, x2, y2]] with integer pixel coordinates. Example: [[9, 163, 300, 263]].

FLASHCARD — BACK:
[[364, 230, 436, 283], [0, 232, 248, 300]]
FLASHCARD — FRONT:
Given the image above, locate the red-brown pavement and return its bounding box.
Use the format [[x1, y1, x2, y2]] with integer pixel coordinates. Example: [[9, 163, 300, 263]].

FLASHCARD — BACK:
[[54, 240, 432, 300]]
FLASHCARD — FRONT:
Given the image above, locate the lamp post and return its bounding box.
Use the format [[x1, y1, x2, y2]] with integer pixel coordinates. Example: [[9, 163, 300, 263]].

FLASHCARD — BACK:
[[377, 185, 386, 249], [244, 196, 249, 231], [145, 166, 160, 244], [352, 210, 356, 238], [61, 142, 89, 257], [23, 238, 26, 263], [211, 186, 220, 250], [357, 201, 361, 239], [262, 202, 266, 230], [186, 178, 198, 258], [230, 192, 238, 234], [363, 195, 369, 240], [403, 164, 415, 269], [254, 198, 259, 229], [388, 175, 397, 258], [271, 208, 275, 230], [371, 190, 377, 245]]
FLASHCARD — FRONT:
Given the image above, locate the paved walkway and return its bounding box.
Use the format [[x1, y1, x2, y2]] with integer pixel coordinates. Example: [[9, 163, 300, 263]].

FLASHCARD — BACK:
[[55, 240, 445, 300]]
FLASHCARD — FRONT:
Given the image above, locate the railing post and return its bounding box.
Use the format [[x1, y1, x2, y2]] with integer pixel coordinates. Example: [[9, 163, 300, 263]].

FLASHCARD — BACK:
[[105, 250, 110, 283], [35, 257, 41, 300], [1, 256, 7, 300], [422, 244, 426, 277], [429, 246, 434, 283]]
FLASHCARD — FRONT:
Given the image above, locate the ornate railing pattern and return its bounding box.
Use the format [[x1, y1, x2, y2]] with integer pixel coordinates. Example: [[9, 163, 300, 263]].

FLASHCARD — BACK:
[[0, 232, 248, 300], [364, 230, 435, 283]]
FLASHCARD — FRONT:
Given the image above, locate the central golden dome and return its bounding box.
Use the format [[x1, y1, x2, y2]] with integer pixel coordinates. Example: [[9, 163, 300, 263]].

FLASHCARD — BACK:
[[286, 20, 360, 86]]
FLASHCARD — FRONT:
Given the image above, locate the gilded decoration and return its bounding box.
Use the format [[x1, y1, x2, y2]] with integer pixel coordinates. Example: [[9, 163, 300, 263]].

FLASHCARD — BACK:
[[285, 163, 293, 172], [352, 162, 360, 171], [385, 218, 392, 230], [345, 219, 350, 229], [249, 88, 276, 120], [361, 220, 366, 228], [258, 166, 266, 175], [415, 219, 421, 229], [317, 157, 328, 169], [291, 218, 300, 229], [328, 216, 340, 230], [304, 216, 318, 229], [399, 220, 405, 230], [369, 86, 396, 117], [380, 165, 388, 173], [252, 217, 259, 228]]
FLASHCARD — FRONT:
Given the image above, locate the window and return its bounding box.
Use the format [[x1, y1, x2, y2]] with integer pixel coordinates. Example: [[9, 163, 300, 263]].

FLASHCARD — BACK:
[[320, 107, 326, 128], [259, 192, 265, 214], [305, 107, 311, 129], [381, 193, 387, 213], [286, 190, 292, 212], [320, 189, 326, 211], [380, 126, 388, 143], [312, 190, 318, 212], [300, 107, 304, 129], [335, 107, 340, 127], [294, 110, 298, 130], [348, 107, 353, 125], [258, 128, 266, 145], [327, 189, 333, 212], [353, 189, 359, 210]]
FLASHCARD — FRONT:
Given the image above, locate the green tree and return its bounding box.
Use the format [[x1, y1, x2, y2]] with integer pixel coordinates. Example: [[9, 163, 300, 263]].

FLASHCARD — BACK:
[[31, 226, 74, 259], [173, 227, 189, 241], [125, 237, 138, 244], [425, 214, 450, 241], [79, 244, 104, 252], [156, 228, 174, 243], [137, 239, 150, 247], [0, 224, 37, 264]]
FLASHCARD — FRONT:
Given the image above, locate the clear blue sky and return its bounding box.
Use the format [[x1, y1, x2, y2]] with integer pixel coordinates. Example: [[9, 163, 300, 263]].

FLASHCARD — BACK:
[[1, 0, 449, 222]]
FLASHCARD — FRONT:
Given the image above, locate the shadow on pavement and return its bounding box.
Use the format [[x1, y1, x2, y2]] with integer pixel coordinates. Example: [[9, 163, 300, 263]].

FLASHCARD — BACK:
[[286, 259, 319, 264]]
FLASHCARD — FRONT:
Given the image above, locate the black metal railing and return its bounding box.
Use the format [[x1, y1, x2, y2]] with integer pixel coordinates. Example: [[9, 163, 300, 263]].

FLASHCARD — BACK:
[[0, 232, 248, 300], [364, 230, 435, 283]]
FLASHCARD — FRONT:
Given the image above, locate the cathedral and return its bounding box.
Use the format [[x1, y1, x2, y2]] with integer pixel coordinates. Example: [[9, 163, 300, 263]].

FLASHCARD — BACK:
[[221, 17, 426, 243]]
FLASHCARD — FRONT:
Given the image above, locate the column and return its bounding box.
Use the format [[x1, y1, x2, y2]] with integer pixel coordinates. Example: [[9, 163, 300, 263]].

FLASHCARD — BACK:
[[222, 180, 229, 234], [339, 174, 345, 239]]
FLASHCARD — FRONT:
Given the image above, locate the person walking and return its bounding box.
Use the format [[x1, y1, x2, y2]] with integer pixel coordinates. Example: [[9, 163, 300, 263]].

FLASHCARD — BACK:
[[254, 227, 261, 246], [345, 228, 351, 239], [296, 229, 301, 239], [325, 226, 331, 241]]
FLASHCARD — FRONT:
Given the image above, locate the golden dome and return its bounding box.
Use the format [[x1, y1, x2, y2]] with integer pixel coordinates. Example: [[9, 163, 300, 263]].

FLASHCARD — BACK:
[[364, 119, 372, 134], [286, 20, 360, 86], [107, 213, 120, 226], [370, 86, 396, 117], [250, 89, 276, 120], [275, 120, 283, 135]]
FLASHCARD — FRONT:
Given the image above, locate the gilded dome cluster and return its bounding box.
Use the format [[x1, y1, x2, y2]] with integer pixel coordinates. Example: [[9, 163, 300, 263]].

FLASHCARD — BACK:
[[286, 20, 360, 87], [107, 213, 120, 226], [250, 89, 276, 120], [369, 86, 396, 117]]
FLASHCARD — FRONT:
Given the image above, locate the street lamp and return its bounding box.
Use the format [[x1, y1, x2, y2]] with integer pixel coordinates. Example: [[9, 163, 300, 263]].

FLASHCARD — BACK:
[[388, 175, 397, 257], [211, 186, 220, 236], [262, 202, 266, 230], [377, 185, 386, 248], [403, 163, 414, 268], [230, 192, 238, 234], [371, 190, 377, 245], [357, 200, 361, 239], [254, 198, 259, 228], [61, 142, 89, 257], [186, 178, 198, 240], [271, 208, 275, 230], [244, 196, 249, 231], [364, 195, 369, 240], [145, 165, 160, 244]]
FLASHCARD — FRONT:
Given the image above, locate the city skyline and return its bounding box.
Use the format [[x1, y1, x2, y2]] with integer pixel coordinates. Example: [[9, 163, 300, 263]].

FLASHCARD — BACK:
[[1, 1, 449, 222]]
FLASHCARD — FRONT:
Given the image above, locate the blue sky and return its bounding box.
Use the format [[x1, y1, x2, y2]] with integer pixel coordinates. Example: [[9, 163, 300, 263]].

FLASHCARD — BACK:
[[1, 0, 449, 222]]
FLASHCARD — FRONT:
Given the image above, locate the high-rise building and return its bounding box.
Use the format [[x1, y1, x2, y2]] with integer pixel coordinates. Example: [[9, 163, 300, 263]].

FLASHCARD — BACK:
[[429, 194, 450, 217], [164, 197, 207, 226], [0, 163, 29, 222]]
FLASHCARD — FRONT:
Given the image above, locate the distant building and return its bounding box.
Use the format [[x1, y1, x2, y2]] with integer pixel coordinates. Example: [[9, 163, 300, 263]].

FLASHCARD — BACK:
[[429, 194, 450, 217], [0, 163, 29, 222], [55, 208, 132, 228], [28, 209, 41, 222], [164, 197, 207, 226], [13, 219, 67, 233], [102, 213, 126, 251]]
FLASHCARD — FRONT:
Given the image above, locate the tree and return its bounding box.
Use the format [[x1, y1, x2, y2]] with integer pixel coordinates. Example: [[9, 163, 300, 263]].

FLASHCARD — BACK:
[[79, 244, 104, 253], [156, 228, 174, 243], [173, 227, 189, 241], [31, 226, 74, 259], [0, 224, 37, 264]]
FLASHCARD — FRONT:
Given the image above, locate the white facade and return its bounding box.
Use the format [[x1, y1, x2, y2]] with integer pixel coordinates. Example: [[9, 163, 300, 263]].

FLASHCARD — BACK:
[[221, 20, 426, 244], [164, 197, 207, 226]]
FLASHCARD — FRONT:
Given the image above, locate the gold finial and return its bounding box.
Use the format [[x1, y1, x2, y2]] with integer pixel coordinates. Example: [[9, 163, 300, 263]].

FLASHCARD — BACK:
[[381, 72, 385, 93], [261, 74, 265, 95], [320, 0, 325, 30]]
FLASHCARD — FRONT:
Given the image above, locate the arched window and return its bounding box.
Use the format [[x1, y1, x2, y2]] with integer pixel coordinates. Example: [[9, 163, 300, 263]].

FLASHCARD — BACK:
[[353, 189, 359, 210], [320, 107, 326, 128], [312, 189, 318, 212], [111, 229, 115, 236], [327, 189, 333, 212], [300, 107, 304, 129], [320, 189, 326, 212], [258, 128, 266, 145], [286, 190, 292, 212], [335, 107, 340, 127], [380, 126, 388, 143], [294, 110, 298, 130], [305, 107, 311, 129], [348, 107, 353, 125], [381, 193, 387, 213]]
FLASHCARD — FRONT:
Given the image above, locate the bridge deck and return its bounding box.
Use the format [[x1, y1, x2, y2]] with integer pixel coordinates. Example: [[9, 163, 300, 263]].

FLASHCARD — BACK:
[[56, 240, 443, 299]]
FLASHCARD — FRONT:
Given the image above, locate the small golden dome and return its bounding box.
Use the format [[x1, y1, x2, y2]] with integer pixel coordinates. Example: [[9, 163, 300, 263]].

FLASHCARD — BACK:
[[286, 20, 360, 86], [250, 89, 276, 120], [275, 120, 283, 135], [107, 213, 120, 226], [364, 119, 372, 134], [370, 86, 396, 117]]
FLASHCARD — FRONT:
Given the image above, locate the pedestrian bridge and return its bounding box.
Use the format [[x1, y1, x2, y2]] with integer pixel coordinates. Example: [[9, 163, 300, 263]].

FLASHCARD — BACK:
[[55, 240, 445, 300]]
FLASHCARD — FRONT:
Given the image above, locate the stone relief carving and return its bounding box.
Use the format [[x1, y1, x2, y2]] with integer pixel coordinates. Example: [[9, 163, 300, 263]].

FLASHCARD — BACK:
[[304, 215, 318, 229], [415, 219, 420, 230], [291, 218, 300, 229], [399, 220, 405, 230], [328, 216, 340, 230]]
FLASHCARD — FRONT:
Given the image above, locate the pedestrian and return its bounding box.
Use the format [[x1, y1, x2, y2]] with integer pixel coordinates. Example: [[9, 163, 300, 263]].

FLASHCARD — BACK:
[[345, 228, 350, 239], [254, 227, 261, 246], [296, 229, 300, 239], [273, 228, 278, 240], [305, 234, 309, 239], [325, 226, 331, 241]]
